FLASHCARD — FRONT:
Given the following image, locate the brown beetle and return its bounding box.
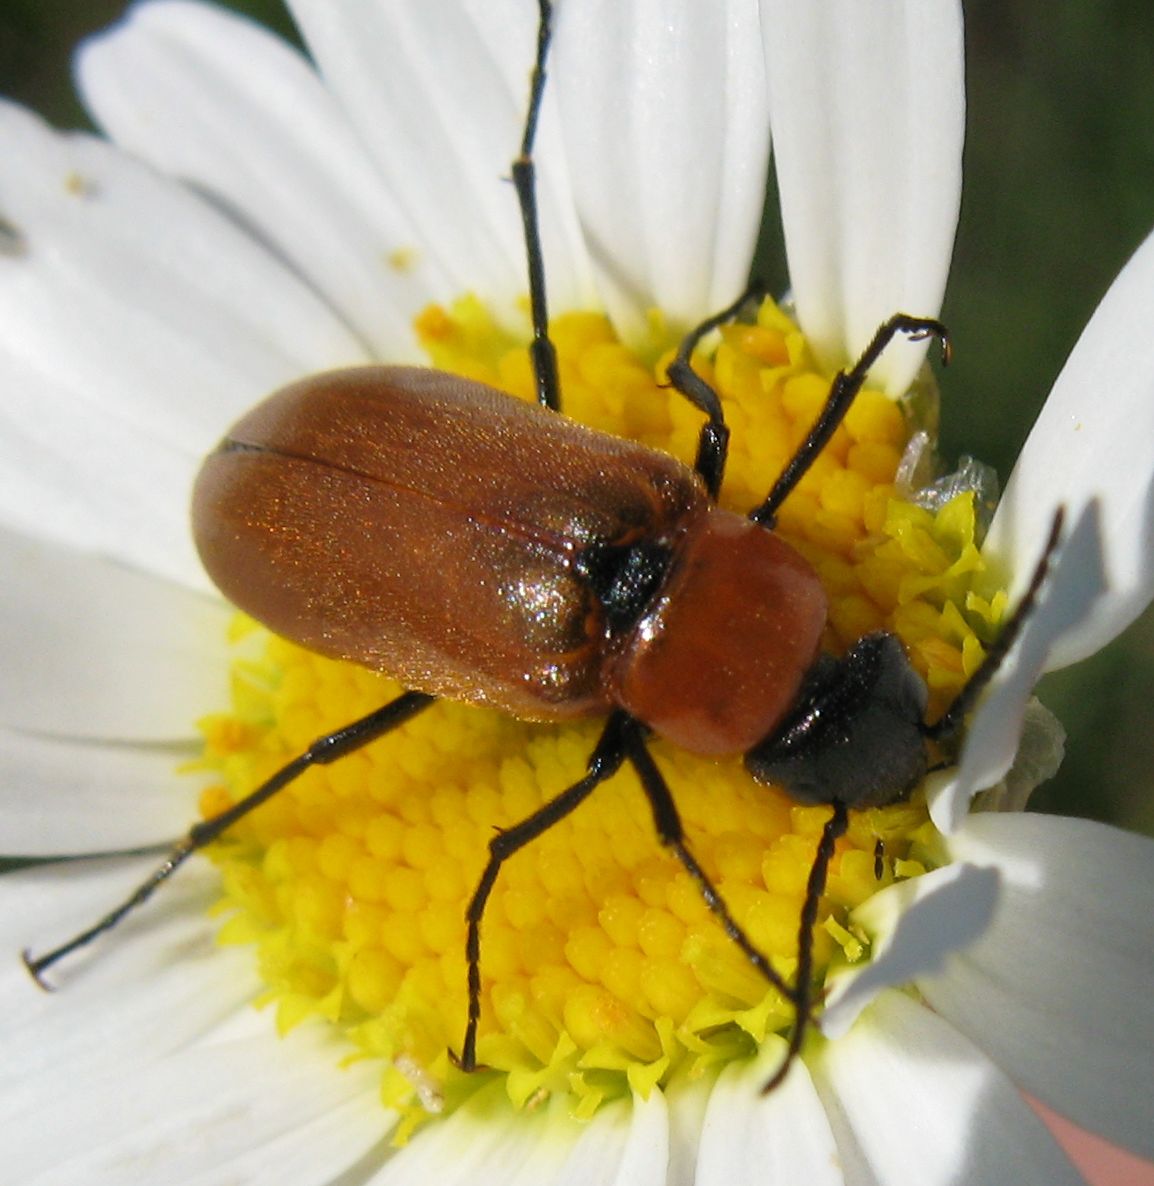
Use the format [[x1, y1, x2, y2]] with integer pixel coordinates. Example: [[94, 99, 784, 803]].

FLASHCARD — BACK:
[[192, 364, 828, 757], [25, 0, 1061, 1091]]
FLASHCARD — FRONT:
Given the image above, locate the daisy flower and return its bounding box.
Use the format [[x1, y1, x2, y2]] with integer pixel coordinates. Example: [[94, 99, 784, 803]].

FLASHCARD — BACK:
[[1, 1, 1153, 1184]]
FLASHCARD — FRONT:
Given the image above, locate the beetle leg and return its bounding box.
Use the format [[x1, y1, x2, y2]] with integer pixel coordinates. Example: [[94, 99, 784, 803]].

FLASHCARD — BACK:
[[666, 281, 766, 499], [750, 314, 951, 528], [512, 0, 562, 412], [924, 506, 1065, 744], [761, 799, 849, 1094], [22, 690, 436, 986], [621, 722, 796, 1003], [456, 710, 633, 1072]]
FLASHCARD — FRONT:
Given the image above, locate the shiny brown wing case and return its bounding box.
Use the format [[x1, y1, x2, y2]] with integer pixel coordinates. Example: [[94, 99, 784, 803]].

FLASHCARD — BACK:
[[192, 366, 707, 719]]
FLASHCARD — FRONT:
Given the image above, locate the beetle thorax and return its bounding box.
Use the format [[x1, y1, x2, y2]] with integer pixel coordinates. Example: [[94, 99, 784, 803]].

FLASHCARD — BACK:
[[604, 508, 828, 755]]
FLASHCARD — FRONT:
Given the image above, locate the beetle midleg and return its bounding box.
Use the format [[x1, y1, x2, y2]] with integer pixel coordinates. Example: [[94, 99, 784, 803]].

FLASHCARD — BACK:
[[750, 314, 951, 528], [512, 0, 562, 413], [22, 690, 436, 985], [665, 281, 766, 499], [622, 722, 796, 1002], [456, 710, 633, 1072], [760, 799, 849, 1094]]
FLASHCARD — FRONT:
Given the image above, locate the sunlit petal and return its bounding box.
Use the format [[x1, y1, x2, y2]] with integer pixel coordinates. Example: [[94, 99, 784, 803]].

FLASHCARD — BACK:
[[762, 0, 964, 393], [822, 862, 999, 1038], [78, 0, 443, 359], [553, 0, 769, 340], [815, 991, 1083, 1186], [0, 859, 251, 1102], [555, 1089, 670, 1186], [0, 525, 229, 742], [0, 99, 365, 588], [985, 227, 1154, 667], [288, 0, 594, 322], [931, 500, 1104, 830], [0, 729, 198, 854], [696, 1039, 841, 1186]]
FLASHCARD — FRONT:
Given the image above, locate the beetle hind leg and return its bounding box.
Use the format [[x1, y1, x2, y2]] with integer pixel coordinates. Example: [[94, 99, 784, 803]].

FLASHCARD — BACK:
[[22, 690, 436, 986]]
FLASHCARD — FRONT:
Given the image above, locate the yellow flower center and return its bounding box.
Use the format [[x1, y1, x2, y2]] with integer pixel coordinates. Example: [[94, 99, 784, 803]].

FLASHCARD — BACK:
[[191, 297, 1005, 1132]]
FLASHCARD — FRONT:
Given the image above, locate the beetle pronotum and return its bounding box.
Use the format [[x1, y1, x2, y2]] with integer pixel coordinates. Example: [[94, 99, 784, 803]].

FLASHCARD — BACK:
[[25, 0, 1062, 1092]]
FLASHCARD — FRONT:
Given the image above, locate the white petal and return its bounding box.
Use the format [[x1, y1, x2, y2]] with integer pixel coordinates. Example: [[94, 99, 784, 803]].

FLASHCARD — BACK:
[[553, 0, 770, 340], [3, 1022, 384, 1186], [985, 226, 1154, 667], [665, 1073, 710, 1186], [814, 991, 1084, 1186], [822, 862, 999, 1039], [0, 858, 252, 1100], [555, 1090, 670, 1186], [0, 99, 366, 588], [0, 525, 230, 742], [924, 813, 1154, 1159], [0, 729, 199, 854], [289, 0, 594, 323], [696, 1038, 842, 1186], [370, 1083, 575, 1186], [762, 0, 964, 393], [77, 0, 441, 360], [930, 501, 1104, 830]]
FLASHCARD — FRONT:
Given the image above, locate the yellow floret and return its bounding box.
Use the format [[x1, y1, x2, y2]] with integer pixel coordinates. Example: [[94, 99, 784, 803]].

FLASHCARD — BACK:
[[197, 296, 1001, 1130]]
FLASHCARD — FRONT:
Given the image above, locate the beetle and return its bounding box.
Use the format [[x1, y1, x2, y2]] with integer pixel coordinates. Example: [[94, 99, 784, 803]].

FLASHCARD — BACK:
[[24, 0, 1062, 1090]]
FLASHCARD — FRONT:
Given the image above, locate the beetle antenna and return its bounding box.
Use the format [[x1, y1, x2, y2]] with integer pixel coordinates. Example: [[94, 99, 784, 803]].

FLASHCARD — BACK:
[[761, 799, 849, 1094], [23, 691, 435, 985], [667, 280, 767, 498], [512, 0, 562, 411], [924, 505, 1066, 743], [751, 315, 951, 528]]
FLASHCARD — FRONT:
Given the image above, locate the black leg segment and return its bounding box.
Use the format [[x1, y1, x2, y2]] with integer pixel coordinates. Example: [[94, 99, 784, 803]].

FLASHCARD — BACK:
[[761, 799, 849, 1094], [666, 281, 766, 499], [23, 690, 436, 985], [456, 710, 633, 1071], [513, 0, 561, 411], [751, 315, 950, 528], [622, 724, 795, 1002]]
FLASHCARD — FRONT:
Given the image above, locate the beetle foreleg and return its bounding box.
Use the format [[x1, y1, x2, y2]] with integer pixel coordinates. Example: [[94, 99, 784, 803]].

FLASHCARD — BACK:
[[924, 506, 1065, 744]]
